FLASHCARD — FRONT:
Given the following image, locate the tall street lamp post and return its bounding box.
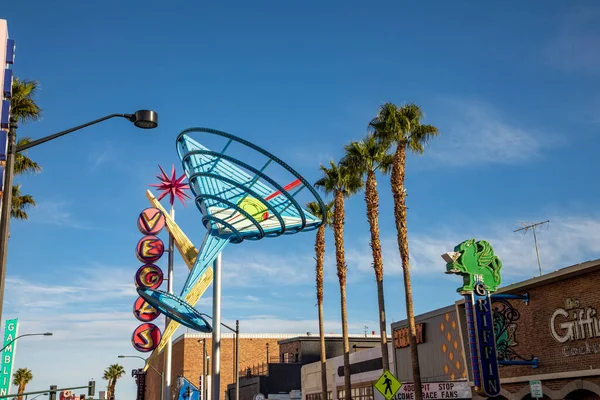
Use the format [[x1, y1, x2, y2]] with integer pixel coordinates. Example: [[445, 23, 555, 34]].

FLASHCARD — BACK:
[[0, 110, 158, 324], [200, 316, 239, 400], [0, 331, 52, 352], [118, 354, 164, 400]]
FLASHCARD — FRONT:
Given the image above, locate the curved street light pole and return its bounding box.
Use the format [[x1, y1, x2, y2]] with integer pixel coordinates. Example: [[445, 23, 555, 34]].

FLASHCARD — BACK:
[[0, 110, 158, 326], [118, 355, 164, 400], [200, 315, 239, 400], [0, 332, 52, 353]]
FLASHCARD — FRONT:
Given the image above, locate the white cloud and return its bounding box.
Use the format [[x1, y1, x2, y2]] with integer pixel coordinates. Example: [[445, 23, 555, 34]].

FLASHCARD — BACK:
[[543, 5, 600, 74], [27, 200, 92, 230], [345, 215, 600, 281], [87, 142, 115, 171], [427, 99, 559, 166]]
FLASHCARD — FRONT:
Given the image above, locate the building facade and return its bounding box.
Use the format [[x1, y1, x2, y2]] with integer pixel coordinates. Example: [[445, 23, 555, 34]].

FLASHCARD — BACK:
[[145, 333, 385, 400], [456, 258, 600, 399], [302, 340, 394, 400], [146, 333, 300, 400], [228, 335, 386, 400], [391, 305, 472, 399]]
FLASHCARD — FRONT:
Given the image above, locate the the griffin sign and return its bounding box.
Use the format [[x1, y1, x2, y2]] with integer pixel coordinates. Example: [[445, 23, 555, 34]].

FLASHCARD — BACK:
[[442, 238, 503, 398]]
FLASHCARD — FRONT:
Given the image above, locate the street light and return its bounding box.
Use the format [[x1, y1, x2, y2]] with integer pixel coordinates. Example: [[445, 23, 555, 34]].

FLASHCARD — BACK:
[[199, 316, 239, 400], [118, 354, 163, 400], [30, 393, 48, 399], [0, 110, 158, 325], [0, 332, 52, 352]]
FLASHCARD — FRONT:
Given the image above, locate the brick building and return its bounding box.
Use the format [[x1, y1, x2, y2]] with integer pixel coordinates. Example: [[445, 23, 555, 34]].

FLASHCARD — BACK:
[[233, 335, 386, 400], [459, 258, 600, 399], [388, 257, 600, 400], [145, 333, 300, 400], [144, 333, 386, 400]]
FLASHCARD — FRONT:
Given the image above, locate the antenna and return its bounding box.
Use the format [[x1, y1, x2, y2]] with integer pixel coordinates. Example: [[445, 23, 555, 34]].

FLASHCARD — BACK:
[[514, 220, 549, 276]]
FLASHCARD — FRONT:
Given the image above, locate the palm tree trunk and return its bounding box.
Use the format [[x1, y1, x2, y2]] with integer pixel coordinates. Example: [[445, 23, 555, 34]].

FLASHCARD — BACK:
[[315, 225, 328, 400], [333, 191, 351, 400], [391, 145, 423, 400], [17, 383, 25, 400], [365, 170, 389, 370]]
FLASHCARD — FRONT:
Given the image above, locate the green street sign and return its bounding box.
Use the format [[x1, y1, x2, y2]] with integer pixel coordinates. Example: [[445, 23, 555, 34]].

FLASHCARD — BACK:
[[0, 318, 18, 396]]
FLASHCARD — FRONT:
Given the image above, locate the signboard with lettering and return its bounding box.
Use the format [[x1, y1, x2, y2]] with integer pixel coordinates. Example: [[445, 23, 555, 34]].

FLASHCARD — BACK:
[[472, 283, 500, 397], [393, 323, 425, 349], [550, 297, 600, 357], [0, 318, 18, 396], [529, 380, 543, 399], [374, 381, 472, 400], [442, 239, 503, 397]]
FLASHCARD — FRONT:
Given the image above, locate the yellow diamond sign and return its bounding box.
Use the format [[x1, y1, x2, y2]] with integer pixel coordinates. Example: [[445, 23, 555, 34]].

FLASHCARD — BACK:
[[374, 370, 402, 400]]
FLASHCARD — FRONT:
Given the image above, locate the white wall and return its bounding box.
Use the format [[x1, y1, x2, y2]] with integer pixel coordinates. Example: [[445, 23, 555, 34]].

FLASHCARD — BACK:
[[301, 344, 394, 400]]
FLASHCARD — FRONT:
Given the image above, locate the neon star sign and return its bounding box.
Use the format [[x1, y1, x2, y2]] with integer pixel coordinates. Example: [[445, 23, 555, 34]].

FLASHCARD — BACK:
[[150, 165, 191, 207]]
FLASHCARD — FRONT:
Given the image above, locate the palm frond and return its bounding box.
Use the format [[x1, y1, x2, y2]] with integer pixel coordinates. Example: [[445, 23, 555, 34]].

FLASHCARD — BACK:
[[10, 184, 36, 220], [14, 138, 42, 175], [315, 160, 363, 199], [341, 134, 392, 176], [10, 78, 42, 123]]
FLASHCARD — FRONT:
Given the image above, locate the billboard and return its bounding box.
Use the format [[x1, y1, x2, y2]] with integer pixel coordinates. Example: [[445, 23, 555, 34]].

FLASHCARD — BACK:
[[0, 318, 19, 396]]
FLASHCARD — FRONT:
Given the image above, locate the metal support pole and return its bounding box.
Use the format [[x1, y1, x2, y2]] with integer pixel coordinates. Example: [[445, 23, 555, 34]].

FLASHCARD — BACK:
[[164, 206, 175, 400], [211, 253, 222, 400], [203, 338, 207, 400], [0, 116, 17, 324], [235, 320, 239, 400]]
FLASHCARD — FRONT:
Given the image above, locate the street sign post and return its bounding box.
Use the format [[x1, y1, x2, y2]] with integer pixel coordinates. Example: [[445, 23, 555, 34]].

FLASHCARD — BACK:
[[374, 370, 402, 400], [529, 380, 543, 399]]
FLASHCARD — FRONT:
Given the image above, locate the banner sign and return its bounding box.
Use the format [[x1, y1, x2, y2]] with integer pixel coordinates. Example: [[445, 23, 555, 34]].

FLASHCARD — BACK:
[[0, 318, 18, 396], [374, 381, 472, 400]]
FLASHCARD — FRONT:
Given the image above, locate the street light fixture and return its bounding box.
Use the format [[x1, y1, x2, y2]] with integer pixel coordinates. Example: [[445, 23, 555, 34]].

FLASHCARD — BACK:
[[198, 316, 239, 400], [0, 110, 159, 325], [118, 355, 164, 400], [0, 332, 52, 353]]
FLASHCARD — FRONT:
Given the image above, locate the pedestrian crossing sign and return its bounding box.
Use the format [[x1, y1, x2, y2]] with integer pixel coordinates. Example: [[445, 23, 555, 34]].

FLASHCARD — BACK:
[[374, 370, 402, 400]]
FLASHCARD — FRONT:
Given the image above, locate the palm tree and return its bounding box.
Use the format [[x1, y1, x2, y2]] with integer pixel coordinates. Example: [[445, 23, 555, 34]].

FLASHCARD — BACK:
[[11, 184, 36, 220], [369, 102, 439, 400], [10, 78, 42, 123], [9, 78, 43, 220], [103, 364, 125, 399], [12, 368, 33, 400], [307, 200, 334, 400], [314, 161, 363, 400], [341, 134, 393, 370]]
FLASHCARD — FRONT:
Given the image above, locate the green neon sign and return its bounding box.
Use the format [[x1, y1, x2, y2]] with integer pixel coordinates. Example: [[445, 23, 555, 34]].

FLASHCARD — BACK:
[[0, 318, 19, 396], [442, 238, 503, 293]]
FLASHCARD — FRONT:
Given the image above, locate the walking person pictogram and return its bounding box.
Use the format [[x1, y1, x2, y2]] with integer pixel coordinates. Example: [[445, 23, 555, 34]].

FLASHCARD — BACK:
[[384, 374, 393, 395]]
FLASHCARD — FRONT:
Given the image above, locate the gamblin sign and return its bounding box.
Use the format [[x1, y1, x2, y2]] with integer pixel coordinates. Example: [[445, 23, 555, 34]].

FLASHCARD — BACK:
[[0, 318, 18, 396], [550, 297, 600, 357]]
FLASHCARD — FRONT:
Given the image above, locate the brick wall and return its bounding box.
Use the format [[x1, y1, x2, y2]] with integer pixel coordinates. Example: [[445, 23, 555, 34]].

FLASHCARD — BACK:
[[496, 268, 600, 379], [145, 333, 299, 400]]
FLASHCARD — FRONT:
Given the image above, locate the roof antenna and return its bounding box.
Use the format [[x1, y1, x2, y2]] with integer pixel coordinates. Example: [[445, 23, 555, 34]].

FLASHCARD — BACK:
[[514, 220, 550, 276]]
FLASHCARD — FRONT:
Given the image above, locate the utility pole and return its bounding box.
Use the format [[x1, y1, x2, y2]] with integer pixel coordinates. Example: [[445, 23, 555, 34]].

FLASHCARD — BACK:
[[514, 220, 549, 276]]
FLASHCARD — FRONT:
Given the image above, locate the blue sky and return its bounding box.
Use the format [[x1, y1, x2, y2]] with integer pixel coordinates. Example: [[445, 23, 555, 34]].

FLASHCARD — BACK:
[[2, 0, 600, 398]]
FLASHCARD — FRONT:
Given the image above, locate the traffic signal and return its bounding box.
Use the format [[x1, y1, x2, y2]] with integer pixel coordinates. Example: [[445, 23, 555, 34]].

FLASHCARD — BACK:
[[49, 385, 57, 400], [88, 380, 95, 396]]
